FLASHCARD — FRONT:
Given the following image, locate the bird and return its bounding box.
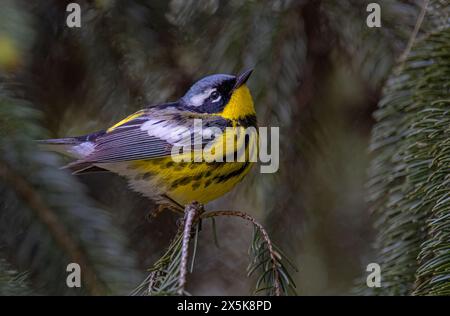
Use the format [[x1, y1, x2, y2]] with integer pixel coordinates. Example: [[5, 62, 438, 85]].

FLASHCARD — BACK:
[[39, 70, 258, 213]]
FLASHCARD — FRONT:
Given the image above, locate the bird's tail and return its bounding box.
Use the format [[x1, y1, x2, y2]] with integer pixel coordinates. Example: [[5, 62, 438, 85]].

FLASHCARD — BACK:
[[37, 137, 85, 157], [37, 131, 104, 159], [37, 132, 108, 174]]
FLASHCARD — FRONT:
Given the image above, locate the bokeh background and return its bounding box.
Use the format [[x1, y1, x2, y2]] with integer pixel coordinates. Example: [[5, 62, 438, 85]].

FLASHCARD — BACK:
[[0, 0, 446, 295]]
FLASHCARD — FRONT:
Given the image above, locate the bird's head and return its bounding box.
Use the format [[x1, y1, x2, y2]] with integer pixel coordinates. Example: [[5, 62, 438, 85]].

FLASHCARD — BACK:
[[180, 69, 255, 120]]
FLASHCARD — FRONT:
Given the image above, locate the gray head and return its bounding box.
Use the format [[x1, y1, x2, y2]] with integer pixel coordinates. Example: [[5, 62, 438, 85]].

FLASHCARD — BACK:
[[180, 70, 252, 113]]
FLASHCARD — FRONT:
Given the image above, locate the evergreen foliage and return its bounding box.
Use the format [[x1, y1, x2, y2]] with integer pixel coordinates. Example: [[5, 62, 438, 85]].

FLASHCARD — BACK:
[[363, 1, 449, 295]]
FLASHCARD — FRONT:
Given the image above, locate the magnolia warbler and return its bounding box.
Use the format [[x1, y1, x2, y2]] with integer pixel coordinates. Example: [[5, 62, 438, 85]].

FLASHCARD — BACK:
[[39, 70, 258, 212]]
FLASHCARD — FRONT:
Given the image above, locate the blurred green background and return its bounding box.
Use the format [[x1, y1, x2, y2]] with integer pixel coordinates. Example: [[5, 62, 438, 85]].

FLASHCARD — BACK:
[[0, 0, 438, 295]]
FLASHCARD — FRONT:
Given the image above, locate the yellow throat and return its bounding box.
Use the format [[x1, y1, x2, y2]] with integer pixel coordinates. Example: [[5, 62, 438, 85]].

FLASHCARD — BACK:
[[220, 84, 255, 120]]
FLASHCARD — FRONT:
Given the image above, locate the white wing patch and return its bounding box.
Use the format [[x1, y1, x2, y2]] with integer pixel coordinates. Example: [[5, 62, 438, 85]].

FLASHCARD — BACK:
[[140, 119, 190, 145], [139, 118, 221, 149]]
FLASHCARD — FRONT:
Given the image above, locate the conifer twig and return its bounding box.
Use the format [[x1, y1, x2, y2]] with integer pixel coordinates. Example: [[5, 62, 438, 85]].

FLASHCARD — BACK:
[[0, 161, 104, 295], [398, 0, 429, 66], [178, 202, 202, 294], [133, 205, 295, 296], [201, 210, 282, 296]]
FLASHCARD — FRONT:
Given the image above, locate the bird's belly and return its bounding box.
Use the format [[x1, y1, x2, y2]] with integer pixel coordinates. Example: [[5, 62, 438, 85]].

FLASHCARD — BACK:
[[101, 158, 253, 206]]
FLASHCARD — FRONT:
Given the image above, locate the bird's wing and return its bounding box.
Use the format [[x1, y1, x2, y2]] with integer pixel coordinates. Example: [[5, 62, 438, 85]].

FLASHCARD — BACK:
[[67, 105, 228, 169]]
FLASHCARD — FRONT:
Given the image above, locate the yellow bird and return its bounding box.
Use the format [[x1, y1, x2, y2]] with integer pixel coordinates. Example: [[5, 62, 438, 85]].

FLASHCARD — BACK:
[[39, 70, 258, 212]]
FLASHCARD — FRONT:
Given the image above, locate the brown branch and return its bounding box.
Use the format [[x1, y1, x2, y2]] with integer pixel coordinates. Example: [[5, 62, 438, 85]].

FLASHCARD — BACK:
[[201, 210, 281, 296], [177, 201, 203, 294], [0, 161, 105, 295], [136, 204, 288, 296]]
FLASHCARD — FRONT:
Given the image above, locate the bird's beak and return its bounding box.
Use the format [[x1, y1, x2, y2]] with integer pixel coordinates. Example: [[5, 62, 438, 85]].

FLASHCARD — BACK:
[[233, 69, 253, 90]]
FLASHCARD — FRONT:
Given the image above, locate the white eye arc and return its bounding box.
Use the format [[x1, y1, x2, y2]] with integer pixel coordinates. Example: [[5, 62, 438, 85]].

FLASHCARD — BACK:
[[210, 91, 221, 103]]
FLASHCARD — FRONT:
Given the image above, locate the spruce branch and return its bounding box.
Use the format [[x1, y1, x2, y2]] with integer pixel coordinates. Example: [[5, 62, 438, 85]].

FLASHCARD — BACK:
[[133, 204, 296, 296], [0, 91, 142, 295], [178, 202, 203, 294], [397, 0, 430, 69], [201, 210, 297, 296], [131, 202, 203, 296], [360, 23, 450, 295], [202, 211, 281, 295], [0, 162, 104, 295], [0, 254, 35, 296], [130, 229, 192, 296]]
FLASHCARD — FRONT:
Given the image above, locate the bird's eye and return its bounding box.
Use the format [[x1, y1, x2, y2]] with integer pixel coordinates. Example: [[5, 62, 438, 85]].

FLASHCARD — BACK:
[[210, 91, 221, 102]]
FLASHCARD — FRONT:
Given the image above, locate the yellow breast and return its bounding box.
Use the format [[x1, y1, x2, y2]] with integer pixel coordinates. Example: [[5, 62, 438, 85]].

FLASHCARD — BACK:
[[123, 125, 258, 205]]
